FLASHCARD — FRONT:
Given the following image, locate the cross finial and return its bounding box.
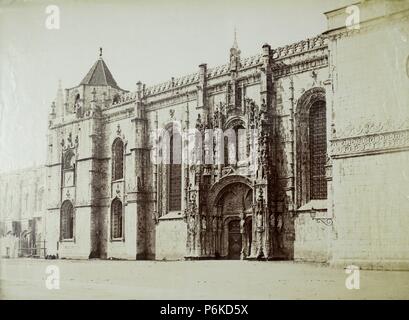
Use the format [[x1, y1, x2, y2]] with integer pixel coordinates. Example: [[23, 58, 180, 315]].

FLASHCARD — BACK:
[[99, 47, 103, 58]]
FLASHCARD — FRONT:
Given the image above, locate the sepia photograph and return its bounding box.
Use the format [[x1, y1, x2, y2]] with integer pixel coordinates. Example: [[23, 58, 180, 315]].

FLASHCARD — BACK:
[[0, 0, 409, 304]]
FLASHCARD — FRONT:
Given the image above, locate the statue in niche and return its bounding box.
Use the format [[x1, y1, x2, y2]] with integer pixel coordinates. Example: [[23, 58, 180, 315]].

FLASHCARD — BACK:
[[276, 214, 284, 253], [261, 98, 267, 111], [186, 214, 194, 255], [247, 99, 258, 122], [152, 210, 159, 225], [76, 103, 83, 118], [254, 188, 265, 258], [137, 176, 142, 191], [270, 213, 284, 256], [277, 214, 283, 233], [201, 215, 207, 255], [212, 216, 218, 256], [240, 216, 245, 234], [217, 216, 223, 257], [269, 213, 276, 256], [169, 109, 175, 120], [195, 114, 204, 131], [213, 107, 220, 128], [256, 212, 263, 229]]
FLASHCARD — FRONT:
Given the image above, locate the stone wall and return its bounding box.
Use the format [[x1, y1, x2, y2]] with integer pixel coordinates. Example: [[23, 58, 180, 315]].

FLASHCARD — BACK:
[[156, 216, 187, 260], [326, 0, 409, 270]]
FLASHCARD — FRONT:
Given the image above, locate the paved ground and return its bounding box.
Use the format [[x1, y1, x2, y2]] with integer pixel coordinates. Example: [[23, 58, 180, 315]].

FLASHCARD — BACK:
[[0, 258, 408, 299]]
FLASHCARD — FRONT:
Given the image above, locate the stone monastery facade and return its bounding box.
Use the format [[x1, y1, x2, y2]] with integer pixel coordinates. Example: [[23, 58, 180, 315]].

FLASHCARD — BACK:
[[1, 1, 409, 269]]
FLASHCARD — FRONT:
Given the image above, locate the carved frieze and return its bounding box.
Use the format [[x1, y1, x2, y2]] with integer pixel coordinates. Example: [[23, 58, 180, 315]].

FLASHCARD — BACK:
[[331, 129, 409, 157]]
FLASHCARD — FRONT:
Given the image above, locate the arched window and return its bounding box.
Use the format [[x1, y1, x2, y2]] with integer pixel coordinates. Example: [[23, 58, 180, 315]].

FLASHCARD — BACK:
[[223, 125, 245, 166], [74, 93, 81, 114], [309, 101, 327, 199], [168, 127, 182, 211], [111, 198, 123, 239], [60, 200, 74, 240], [63, 151, 75, 170], [224, 135, 230, 166], [112, 138, 124, 181], [236, 125, 246, 163], [295, 88, 327, 207], [63, 150, 75, 187]]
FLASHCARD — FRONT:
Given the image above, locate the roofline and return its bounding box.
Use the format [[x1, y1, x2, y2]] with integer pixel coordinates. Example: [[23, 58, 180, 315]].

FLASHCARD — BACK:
[[323, 1, 362, 16]]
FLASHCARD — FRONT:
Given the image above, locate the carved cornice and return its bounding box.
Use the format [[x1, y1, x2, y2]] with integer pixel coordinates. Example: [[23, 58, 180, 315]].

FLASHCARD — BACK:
[[331, 128, 409, 158], [146, 94, 197, 112], [272, 35, 327, 60], [273, 55, 328, 78], [111, 92, 137, 107], [122, 36, 328, 100]]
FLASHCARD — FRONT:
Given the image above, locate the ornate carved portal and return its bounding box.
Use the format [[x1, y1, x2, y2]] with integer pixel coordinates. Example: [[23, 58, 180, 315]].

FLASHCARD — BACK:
[[215, 182, 252, 260], [185, 178, 256, 260], [184, 45, 284, 260]]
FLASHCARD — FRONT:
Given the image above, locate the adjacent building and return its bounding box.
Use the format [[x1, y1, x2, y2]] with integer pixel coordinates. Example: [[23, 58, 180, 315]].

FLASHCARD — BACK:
[[0, 166, 46, 258]]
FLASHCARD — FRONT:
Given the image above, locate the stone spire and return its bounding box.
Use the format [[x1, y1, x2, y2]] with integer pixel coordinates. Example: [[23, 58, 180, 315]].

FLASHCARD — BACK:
[[229, 27, 241, 71], [232, 27, 239, 50]]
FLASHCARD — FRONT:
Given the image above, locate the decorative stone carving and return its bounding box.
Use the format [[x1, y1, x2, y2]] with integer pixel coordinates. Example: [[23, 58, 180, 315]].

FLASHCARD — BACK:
[[61, 132, 79, 151], [169, 109, 175, 120], [331, 129, 409, 157]]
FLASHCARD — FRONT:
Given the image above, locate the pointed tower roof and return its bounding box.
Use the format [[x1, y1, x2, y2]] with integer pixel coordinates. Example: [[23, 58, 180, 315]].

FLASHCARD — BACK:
[[229, 28, 241, 71], [80, 48, 120, 89], [232, 27, 239, 50]]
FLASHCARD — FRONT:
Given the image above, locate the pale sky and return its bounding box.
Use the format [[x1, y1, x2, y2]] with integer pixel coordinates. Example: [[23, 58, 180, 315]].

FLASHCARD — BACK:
[[0, 0, 352, 173]]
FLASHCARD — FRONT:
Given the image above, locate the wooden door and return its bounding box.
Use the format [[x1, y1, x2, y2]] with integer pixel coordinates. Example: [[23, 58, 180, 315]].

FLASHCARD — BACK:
[[228, 220, 242, 259]]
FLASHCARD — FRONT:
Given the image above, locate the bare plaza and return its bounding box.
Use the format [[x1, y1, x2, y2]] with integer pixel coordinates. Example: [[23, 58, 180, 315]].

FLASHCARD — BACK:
[[1, 258, 409, 299]]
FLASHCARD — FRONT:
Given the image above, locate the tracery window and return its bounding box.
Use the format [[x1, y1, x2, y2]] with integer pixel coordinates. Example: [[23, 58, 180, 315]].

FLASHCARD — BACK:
[[223, 125, 245, 166], [60, 200, 74, 240], [63, 150, 75, 170], [236, 126, 246, 163], [168, 127, 182, 211], [112, 138, 124, 181], [224, 135, 230, 166], [309, 100, 327, 199], [63, 150, 75, 187], [111, 198, 123, 239], [295, 88, 327, 207]]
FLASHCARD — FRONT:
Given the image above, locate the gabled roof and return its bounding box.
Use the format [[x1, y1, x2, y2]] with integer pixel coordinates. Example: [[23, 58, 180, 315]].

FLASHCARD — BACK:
[[80, 57, 120, 89]]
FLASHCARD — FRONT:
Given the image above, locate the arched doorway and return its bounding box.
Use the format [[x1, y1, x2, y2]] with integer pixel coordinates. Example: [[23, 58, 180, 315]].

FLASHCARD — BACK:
[[211, 179, 253, 260]]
